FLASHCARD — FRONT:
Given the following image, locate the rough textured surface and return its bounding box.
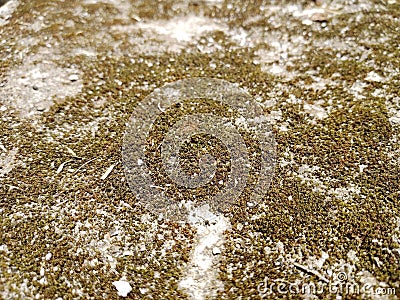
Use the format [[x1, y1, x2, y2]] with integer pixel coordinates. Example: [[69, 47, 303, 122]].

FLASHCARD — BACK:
[[0, 0, 399, 299]]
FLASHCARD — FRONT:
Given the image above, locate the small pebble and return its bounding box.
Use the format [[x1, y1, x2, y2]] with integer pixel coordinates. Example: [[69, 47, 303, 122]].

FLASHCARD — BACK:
[[36, 103, 47, 111], [310, 12, 328, 22], [109, 228, 119, 237], [68, 74, 79, 82], [123, 250, 133, 256], [212, 247, 221, 255], [113, 280, 132, 297], [302, 19, 313, 26]]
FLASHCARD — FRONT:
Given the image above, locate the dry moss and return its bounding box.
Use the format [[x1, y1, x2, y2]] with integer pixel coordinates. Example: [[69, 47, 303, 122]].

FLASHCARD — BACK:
[[1, 0, 399, 299]]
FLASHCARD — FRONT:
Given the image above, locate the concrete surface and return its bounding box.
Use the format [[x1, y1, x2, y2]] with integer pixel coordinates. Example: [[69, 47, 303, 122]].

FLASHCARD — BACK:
[[0, 0, 399, 299]]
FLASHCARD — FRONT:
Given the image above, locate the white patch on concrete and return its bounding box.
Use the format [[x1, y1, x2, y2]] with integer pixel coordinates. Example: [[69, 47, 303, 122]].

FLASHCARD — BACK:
[[349, 80, 368, 100], [297, 164, 326, 193], [304, 102, 328, 120], [347, 250, 359, 263], [0, 52, 83, 117], [269, 64, 285, 75], [328, 184, 360, 202], [253, 35, 305, 79], [0, 147, 19, 177], [385, 96, 400, 127], [179, 204, 230, 300], [138, 16, 225, 43], [365, 71, 385, 83], [357, 270, 394, 300], [299, 251, 329, 271], [264, 109, 282, 125], [111, 15, 227, 54], [0, 0, 19, 27]]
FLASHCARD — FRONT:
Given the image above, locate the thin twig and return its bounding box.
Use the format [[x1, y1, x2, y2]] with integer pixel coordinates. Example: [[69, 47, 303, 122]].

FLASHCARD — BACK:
[[150, 185, 165, 190], [5, 184, 23, 191], [74, 157, 98, 174], [56, 160, 73, 175], [101, 164, 116, 180], [157, 102, 165, 113], [292, 262, 329, 283], [54, 198, 69, 207]]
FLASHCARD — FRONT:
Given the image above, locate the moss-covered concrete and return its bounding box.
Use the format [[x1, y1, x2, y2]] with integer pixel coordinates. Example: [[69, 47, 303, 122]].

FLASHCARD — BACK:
[[0, 0, 399, 299]]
